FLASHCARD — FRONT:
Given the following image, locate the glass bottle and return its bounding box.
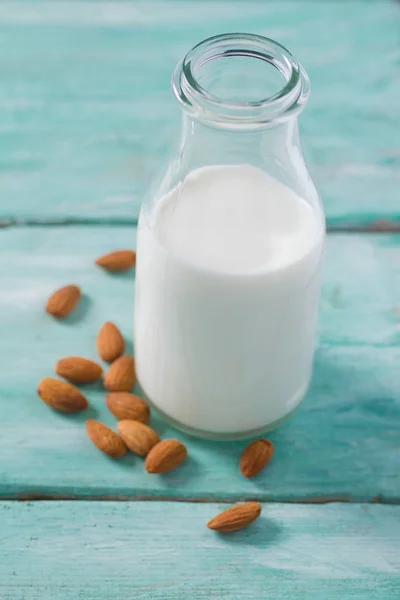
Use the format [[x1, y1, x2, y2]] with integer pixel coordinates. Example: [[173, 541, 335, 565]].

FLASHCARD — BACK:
[[134, 33, 325, 440]]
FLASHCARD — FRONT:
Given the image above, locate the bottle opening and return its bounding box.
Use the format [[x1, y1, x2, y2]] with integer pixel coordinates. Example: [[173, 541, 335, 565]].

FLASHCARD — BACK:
[[172, 33, 310, 129], [194, 54, 287, 104]]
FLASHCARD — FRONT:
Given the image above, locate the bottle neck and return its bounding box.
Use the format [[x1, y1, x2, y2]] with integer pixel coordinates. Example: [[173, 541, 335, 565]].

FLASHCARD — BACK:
[[142, 35, 321, 226], [178, 114, 303, 190]]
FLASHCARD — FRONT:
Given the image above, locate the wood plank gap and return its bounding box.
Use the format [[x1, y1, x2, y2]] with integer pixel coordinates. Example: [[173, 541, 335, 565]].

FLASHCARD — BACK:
[[0, 218, 399, 232], [0, 218, 139, 228], [2, 494, 399, 505], [328, 219, 400, 233]]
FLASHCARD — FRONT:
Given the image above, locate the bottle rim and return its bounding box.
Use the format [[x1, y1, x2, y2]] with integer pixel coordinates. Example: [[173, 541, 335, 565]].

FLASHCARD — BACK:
[[172, 33, 310, 129]]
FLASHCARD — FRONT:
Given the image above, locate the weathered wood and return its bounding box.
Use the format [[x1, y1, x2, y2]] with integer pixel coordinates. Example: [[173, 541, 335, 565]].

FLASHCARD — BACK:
[[0, 501, 399, 599], [0, 226, 398, 500], [0, 1, 398, 224]]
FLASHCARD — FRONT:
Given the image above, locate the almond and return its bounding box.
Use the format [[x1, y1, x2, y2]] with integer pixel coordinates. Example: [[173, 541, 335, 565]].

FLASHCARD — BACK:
[[240, 439, 274, 478], [145, 439, 188, 474], [46, 284, 81, 318], [85, 420, 127, 458], [37, 377, 88, 413], [117, 419, 160, 456], [207, 502, 262, 533], [106, 392, 150, 423], [96, 322, 125, 362], [56, 357, 103, 384], [95, 250, 136, 272], [104, 355, 135, 392]]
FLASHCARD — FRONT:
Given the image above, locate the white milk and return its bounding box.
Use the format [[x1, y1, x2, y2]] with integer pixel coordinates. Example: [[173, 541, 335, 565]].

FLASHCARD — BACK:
[[134, 164, 324, 437]]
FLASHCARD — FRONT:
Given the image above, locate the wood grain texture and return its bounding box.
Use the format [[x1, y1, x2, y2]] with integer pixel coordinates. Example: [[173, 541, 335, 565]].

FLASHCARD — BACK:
[[0, 501, 399, 599], [0, 1, 398, 224], [0, 226, 399, 500]]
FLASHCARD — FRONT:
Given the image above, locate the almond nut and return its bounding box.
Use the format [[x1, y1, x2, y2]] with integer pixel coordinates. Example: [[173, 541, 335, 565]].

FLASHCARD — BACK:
[[95, 250, 136, 272], [106, 392, 150, 423], [117, 419, 160, 456], [56, 357, 103, 384], [96, 322, 125, 362], [37, 377, 88, 413], [145, 439, 188, 474], [85, 420, 127, 458], [104, 355, 135, 392], [207, 502, 262, 532], [46, 285, 81, 318], [240, 439, 274, 478]]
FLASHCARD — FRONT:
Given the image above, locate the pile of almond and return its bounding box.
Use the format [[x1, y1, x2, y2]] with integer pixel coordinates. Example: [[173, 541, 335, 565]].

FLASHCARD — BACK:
[[39, 249, 274, 532]]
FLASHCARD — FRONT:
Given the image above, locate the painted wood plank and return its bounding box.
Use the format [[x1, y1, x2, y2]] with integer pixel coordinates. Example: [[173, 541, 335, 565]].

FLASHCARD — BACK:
[[0, 226, 399, 500], [0, 501, 399, 599], [0, 1, 398, 224]]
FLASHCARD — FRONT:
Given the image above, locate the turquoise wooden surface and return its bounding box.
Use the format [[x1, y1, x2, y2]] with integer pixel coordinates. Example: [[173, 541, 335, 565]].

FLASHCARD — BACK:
[[0, 1, 399, 225], [1, 502, 399, 599], [0, 227, 399, 501], [0, 1, 399, 597]]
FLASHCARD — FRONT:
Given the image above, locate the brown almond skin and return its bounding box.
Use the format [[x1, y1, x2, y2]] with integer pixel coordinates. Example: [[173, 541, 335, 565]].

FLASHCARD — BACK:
[[96, 322, 125, 363], [85, 420, 127, 458], [56, 357, 103, 384], [95, 250, 136, 272], [145, 439, 188, 474], [117, 420, 160, 456], [37, 377, 88, 413], [207, 502, 262, 533], [106, 392, 150, 423], [46, 285, 81, 318], [240, 439, 274, 478], [104, 355, 135, 392]]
